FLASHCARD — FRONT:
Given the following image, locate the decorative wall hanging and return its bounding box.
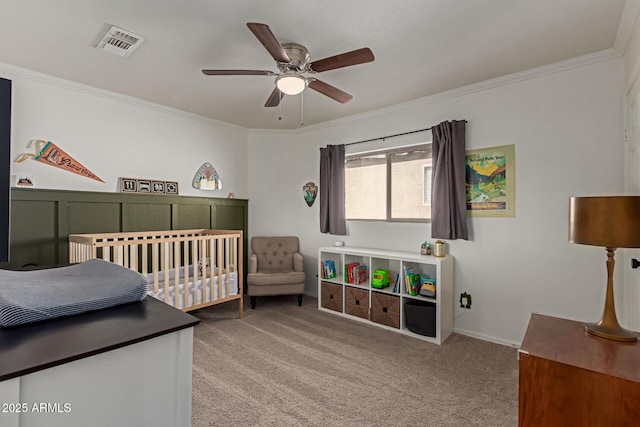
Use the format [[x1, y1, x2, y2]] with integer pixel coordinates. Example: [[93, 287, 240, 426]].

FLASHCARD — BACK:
[[14, 176, 34, 187], [15, 140, 104, 183], [465, 144, 515, 217], [303, 182, 318, 207], [120, 177, 179, 195], [192, 162, 222, 190]]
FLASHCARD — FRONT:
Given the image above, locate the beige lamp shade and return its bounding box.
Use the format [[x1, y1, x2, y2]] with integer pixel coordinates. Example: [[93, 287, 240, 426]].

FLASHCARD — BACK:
[[569, 196, 640, 248]]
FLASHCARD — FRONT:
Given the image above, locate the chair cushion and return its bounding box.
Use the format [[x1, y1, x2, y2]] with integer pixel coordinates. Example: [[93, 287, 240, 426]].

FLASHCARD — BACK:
[[251, 236, 300, 272], [247, 271, 305, 287]]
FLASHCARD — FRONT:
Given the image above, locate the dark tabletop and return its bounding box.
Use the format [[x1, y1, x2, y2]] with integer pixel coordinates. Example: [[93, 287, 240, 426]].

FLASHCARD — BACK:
[[0, 297, 200, 381]]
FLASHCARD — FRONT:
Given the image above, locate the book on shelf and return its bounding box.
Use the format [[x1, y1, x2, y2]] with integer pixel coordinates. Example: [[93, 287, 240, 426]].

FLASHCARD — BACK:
[[345, 262, 360, 284], [391, 273, 400, 293], [321, 260, 337, 279], [353, 264, 368, 285], [404, 266, 421, 296]]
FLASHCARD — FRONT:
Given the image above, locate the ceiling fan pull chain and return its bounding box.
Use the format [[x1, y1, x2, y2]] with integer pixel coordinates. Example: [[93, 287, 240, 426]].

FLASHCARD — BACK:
[[300, 90, 304, 126], [278, 91, 283, 121]]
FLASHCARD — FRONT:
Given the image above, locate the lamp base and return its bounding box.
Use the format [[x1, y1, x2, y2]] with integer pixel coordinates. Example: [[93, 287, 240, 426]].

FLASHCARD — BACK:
[[584, 322, 638, 342]]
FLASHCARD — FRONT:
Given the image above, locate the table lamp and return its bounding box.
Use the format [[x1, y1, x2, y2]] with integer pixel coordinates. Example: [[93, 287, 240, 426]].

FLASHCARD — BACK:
[[569, 196, 640, 341]]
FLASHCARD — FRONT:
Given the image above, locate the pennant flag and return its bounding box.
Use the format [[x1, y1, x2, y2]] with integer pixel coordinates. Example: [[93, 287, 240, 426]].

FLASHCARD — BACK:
[[16, 140, 105, 183]]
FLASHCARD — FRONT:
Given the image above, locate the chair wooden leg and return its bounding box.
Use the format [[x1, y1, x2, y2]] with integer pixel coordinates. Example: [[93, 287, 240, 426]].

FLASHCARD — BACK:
[[250, 296, 256, 309], [297, 294, 303, 306]]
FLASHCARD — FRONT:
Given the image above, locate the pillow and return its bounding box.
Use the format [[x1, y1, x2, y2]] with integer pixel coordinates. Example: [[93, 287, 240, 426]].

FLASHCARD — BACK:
[[0, 259, 147, 327]]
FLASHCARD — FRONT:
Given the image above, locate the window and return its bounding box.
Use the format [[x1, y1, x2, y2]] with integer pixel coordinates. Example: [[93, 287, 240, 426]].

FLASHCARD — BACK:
[[345, 144, 432, 222], [423, 165, 432, 206], [345, 153, 387, 220]]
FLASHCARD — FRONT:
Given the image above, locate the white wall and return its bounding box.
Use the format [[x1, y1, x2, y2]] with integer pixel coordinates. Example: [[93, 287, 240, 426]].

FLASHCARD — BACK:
[[622, 2, 640, 329], [1, 64, 249, 198], [248, 53, 625, 346], [0, 52, 626, 347]]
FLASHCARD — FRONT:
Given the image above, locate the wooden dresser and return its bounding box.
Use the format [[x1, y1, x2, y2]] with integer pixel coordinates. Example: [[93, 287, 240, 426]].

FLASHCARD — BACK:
[[518, 314, 640, 426]]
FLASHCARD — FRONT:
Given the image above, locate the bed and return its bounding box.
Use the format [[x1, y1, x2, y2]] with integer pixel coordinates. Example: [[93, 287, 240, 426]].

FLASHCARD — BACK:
[[69, 229, 243, 318]]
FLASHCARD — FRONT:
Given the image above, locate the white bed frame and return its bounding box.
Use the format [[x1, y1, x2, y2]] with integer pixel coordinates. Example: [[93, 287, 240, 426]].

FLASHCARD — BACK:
[[69, 229, 243, 318]]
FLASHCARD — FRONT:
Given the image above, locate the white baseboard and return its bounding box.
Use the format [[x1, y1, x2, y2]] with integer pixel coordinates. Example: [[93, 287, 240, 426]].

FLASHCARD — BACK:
[[307, 291, 521, 348], [307, 292, 522, 348], [453, 327, 521, 349]]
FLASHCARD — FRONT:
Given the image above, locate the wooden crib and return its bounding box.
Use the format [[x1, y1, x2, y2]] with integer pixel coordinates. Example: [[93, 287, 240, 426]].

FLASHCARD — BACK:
[[69, 229, 243, 318]]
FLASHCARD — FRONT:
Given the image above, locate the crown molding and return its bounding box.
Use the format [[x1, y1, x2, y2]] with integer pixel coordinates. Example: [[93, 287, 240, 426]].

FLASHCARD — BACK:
[[282, 49, 622, 135], [0, 47, 622, 137], [247, 127, 299, 137], [614, 0, 640, 54], [0, 61, 247, 132]]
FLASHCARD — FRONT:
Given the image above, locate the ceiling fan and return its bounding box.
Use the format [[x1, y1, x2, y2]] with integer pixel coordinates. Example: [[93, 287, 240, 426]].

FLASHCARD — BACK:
[[202, 23, 375, 107]]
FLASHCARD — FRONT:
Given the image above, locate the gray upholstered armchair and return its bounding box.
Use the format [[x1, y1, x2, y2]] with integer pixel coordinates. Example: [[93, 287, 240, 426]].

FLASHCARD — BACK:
[[247, 236, 306, 309]]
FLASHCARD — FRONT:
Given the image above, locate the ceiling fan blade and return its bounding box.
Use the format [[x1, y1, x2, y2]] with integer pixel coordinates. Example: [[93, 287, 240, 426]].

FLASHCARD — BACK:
[[310, 48, 375, 72], [202, 69, 275, 76], [264, 87, 283, 107], [308, 79, 353, 104], [246, 23, 290, 63]]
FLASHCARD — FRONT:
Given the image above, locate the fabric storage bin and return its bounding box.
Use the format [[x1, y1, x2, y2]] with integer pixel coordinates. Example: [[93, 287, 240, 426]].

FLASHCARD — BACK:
[[321, 281, 343, 312], [345, 286, 369, 320], [370, 292, 400, 329], [404, 300, 436, 337]]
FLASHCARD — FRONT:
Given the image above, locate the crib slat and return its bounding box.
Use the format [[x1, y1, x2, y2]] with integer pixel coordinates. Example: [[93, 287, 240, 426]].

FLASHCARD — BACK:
[[196, 238, 204, 306], [163, 242, 170, 305], [224, 237, 229, 297], [183, 239, 191, 308], [101, 239, 111, 262], [141, 242, 148, 276], [123, 242, 130, 268], [217, 238, 223, 300], [129, 243, 138, 271], [174, 240, 181, 309], [152, 242, 159, 294], [188, 239, 195, 307], [209, 238, 215, 301], [115, 244, 123, 266], [238, 232, 243, 319]]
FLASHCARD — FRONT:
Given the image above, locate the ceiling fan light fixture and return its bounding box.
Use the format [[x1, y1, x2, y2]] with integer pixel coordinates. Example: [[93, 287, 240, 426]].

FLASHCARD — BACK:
[[276, 73, 307, 95]]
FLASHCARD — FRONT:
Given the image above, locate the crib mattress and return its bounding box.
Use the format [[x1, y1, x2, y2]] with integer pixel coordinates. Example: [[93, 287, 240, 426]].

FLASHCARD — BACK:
[[146, 267, 238, 310]]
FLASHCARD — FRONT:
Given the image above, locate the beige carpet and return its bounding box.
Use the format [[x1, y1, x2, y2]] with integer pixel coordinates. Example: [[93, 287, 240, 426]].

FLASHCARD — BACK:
[[191, 295, 518, 426]]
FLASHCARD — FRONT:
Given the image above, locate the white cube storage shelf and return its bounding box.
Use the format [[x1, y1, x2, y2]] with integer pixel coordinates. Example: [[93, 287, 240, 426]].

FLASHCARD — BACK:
[[318, 246, 454, 345]]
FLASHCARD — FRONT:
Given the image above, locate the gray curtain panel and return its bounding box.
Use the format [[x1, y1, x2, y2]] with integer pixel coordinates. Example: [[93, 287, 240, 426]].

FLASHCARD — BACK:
[[319, 144, 347, 235], [431, 120, 469, 240]]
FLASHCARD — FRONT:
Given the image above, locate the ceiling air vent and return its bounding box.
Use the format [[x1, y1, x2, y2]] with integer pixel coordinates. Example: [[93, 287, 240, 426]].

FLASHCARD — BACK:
[[96, 25, 145, 57]]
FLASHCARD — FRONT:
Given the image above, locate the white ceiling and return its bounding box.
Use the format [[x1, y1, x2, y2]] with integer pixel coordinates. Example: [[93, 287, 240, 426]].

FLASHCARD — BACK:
[[0, 0, 629, 129]]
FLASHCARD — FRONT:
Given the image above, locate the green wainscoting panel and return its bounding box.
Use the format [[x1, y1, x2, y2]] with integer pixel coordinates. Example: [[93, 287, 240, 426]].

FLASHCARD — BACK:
[[214, 205, 247, 230], [123, 203, 172, 232], [67, 202, 121, 234], [8, 200, 58, 267], [1, 188, 248, 272], [175, 204, 211, 230]]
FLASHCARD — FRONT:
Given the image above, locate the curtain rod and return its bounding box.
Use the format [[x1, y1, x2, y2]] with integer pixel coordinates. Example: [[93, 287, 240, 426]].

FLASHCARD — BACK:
[[344, 120, 467, 146]]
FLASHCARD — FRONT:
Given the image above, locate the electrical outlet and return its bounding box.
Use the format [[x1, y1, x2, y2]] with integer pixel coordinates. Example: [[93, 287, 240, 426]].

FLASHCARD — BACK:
[[459, 292, 472, 309]]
